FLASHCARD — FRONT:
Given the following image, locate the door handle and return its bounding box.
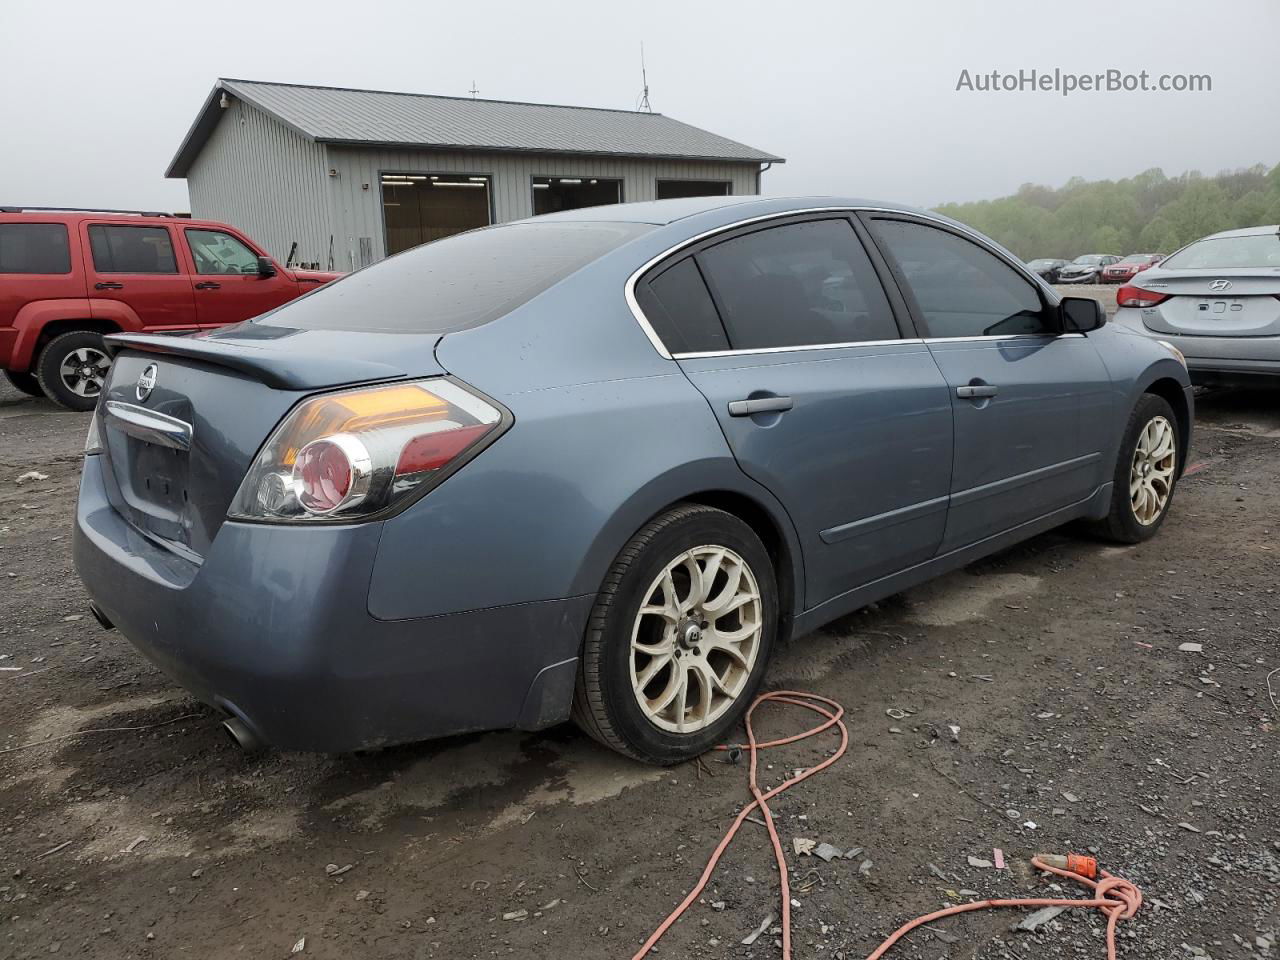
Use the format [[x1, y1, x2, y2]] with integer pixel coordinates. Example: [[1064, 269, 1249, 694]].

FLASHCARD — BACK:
[[728, 396, 794, 417], [94, 281, 123, 290], [194, 281, 221, 290], [956, 383, 998, 399]]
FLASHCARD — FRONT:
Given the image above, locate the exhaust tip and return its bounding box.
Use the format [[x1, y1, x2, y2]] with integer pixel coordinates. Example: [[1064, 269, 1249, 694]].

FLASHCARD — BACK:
[[89, 603, 114, 631], [222, 717, 263, 752]]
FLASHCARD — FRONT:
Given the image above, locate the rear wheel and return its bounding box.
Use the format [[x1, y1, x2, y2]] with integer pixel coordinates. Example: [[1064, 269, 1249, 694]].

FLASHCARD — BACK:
[[572, 504, 778, 764], [2, 369, 43, 397], [1092, 393, 1180, 543], [36, 331, 111, 411]]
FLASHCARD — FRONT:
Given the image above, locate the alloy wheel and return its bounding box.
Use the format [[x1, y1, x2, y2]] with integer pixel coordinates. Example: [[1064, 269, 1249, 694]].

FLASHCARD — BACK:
[[630, 545, 763, 734], [58, 347, 111, 399], [1129, 415, 1176, 525]]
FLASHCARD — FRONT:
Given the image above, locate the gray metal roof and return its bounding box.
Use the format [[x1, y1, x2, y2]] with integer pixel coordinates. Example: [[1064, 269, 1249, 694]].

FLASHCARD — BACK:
[[166, 79, 784, 178]]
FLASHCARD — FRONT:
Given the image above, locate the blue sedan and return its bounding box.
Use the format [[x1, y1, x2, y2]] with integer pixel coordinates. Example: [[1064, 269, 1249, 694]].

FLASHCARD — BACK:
[[73, 196, 1192, 763]]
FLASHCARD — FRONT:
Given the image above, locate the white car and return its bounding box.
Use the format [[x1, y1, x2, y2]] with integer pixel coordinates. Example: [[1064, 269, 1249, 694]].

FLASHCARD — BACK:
[[1110, 225, 1280, 384]]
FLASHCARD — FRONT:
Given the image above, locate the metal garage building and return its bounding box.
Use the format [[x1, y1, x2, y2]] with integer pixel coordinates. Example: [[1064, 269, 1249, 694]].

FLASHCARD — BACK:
[[166, 79, 783, 271]]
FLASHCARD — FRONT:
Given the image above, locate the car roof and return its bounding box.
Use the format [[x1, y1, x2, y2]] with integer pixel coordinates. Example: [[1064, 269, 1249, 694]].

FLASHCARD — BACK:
[[523, 194, 936, 226], [1195, 224, 1280, 240], [0, 209, 235, 231]]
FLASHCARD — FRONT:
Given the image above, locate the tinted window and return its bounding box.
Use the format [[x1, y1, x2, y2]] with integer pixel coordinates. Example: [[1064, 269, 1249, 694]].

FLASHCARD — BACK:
[[186, 229, 260, 275], [267, 221, 651, 333], [636, 258, 728, 354], [0, 223, 71, 274], [88, 225, 178, 274], [696, 219, 899, 350], [871, 220, 1052, 338]]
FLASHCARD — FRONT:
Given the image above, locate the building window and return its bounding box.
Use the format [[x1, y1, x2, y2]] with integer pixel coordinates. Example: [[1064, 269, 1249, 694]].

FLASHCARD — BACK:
[[382, 174, 492, 256], [656, 180, 732, 200], [532, 177, 622, 216]]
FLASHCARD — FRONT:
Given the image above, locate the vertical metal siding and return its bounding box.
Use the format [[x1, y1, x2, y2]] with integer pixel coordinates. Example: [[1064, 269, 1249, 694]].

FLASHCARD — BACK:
[[324, 146, 758, 264], [186, 100, 332, 266]]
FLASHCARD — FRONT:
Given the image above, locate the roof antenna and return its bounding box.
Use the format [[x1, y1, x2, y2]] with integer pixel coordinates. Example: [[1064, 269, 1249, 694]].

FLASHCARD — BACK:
[[468, 80, 480, 99], [637, 43, 652, 112]]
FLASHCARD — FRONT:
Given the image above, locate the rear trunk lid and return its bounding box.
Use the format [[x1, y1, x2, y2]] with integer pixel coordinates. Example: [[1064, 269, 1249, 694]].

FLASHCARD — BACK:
[[98, 323, 443, 560], [1135, 269, 1280, 338]]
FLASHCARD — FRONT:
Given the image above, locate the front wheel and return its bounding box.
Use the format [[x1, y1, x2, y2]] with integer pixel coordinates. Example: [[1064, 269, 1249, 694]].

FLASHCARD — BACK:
[[572, 504, 778, 764], [35, 330, 111, 411], [1092, 394, 1180, 543]]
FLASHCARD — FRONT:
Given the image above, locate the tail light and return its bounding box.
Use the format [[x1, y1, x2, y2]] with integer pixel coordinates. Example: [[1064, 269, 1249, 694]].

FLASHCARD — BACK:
[[1116, 285, 1170, 308], [228, 379, 507, 522]]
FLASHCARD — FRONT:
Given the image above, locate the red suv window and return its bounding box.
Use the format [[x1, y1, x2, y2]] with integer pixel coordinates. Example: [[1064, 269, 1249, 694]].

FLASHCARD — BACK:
[[88, 224, 178, 274], [0, 223, 72, 274]]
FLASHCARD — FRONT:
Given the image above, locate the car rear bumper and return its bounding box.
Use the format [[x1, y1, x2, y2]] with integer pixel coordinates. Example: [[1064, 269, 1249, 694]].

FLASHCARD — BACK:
[[73, 454, 591, 751], [1112, 311, 1280, 375], [1184, 356, 1280, 383]]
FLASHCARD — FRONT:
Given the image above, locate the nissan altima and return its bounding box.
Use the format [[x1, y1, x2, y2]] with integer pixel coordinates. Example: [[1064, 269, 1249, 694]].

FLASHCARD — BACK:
[[1111, 224, 1280, 384], [74, 196, 1193, 764]]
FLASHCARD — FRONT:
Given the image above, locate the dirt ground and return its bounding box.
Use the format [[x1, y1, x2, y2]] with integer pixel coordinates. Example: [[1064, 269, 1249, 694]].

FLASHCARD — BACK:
[[2, 301, 1278, 959]]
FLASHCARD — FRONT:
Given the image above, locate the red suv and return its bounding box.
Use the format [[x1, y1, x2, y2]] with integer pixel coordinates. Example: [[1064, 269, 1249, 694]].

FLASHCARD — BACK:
[[0, 208, 342, 410]]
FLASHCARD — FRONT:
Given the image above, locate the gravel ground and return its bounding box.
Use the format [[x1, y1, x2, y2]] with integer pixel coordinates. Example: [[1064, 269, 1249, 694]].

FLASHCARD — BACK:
[[1, 309, 1278, 959]]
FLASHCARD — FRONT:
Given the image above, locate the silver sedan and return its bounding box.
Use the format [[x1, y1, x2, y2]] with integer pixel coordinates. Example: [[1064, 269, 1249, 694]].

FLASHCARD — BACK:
[[1111, 225, 1280, 384]]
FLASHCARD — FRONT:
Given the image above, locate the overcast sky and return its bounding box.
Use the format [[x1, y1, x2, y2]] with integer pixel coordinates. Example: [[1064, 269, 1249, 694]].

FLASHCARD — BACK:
[[3, 0, 1278, 213]]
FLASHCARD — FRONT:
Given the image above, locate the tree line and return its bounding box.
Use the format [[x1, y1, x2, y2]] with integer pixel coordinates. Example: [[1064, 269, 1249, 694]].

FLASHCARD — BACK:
[[933, 163, 1280, 261]]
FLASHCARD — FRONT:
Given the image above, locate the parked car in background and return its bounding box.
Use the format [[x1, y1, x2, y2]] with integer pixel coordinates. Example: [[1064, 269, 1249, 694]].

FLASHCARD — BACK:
[[0, 208, 341, 410], [1103, 254, 1163, 284], [1112, 224, 1280, 384], [1057, 254, 1122, 284], [74, 196, 1192, 764], [1025, 258, 1070, 283]]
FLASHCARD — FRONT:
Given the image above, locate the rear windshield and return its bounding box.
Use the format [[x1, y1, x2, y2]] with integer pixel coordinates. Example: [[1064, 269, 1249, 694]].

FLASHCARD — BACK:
[[263, 221, 652, 333], [0, 223, 71, 274], [1160, 233, 1280, 270]]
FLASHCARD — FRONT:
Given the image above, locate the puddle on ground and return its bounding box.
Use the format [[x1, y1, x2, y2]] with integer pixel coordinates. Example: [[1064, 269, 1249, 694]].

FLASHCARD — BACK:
[[325, 731, 666, 831]]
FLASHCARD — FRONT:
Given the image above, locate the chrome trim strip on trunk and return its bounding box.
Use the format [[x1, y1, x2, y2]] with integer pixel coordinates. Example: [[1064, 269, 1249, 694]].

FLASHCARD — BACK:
[[103, 401, 194, 451]]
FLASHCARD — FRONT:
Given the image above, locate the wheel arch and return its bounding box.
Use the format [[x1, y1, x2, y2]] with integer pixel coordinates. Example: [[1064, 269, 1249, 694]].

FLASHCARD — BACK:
[[1139, 373, 1192, 473], [9, 299, 120, 372], [571, 464, 807, 639]]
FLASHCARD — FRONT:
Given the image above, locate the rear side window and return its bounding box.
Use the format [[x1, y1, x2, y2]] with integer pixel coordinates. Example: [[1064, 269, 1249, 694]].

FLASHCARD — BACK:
[[88, 225, 178, 274], [635, 258, 729, 354], [266, 221, 652, 333], [0, 223, 71, 274], [870, 219, 1052, 338], [696, 219, 899, 350]]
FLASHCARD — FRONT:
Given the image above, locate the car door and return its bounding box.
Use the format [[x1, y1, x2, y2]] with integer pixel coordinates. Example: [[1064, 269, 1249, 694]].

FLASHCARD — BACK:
[[637, 214, 954, 609], [81, 222, 196, 331], [861, 213, 1112, 552], [182, 227, 298, 328]]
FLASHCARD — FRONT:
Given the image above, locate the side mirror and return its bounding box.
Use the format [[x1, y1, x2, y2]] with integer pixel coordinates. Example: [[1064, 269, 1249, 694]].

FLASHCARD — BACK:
[[256, 256, 277, 279], [1060, 296, 1106, 333]]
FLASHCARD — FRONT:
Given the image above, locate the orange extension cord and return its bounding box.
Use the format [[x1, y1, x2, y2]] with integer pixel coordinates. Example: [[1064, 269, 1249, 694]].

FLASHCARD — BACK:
[[631, 689, 1143, 960]]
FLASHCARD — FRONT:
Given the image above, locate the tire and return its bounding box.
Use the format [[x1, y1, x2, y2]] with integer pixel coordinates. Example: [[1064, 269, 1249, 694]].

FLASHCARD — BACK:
[[1091, 394, 1180, 543], [35, 330, 111, 412], [572, 503, 779, 765], [2, 369, 43, 397]]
